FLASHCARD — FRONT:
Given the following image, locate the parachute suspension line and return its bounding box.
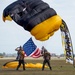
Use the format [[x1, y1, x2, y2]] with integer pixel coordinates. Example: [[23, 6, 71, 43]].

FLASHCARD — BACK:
[[60, 19, 74, 65]]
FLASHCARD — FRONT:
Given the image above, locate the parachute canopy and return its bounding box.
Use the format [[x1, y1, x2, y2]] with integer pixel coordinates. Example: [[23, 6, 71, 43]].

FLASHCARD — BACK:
[[2, 60, 48, 68], [2, 0, 62, 41]]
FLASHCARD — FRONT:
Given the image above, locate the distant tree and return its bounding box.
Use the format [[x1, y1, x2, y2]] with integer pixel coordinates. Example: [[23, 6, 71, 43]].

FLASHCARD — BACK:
[[51, 53, 57, 57], [60, 54, 65, 57], [3, 52, 6, 56], [0, 53, 3, 56]]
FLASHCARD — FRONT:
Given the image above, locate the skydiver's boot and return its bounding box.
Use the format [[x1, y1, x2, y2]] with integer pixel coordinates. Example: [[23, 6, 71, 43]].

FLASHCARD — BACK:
[[16, 65, 20, 70], [42, 65, 44, 71], [50, 66, 52, 70], [23, 65, 26, 70], [16, 68, 18, 70]]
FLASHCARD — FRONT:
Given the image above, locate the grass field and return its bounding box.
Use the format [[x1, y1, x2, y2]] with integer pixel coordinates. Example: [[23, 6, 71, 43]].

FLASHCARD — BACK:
[[0, 58, 75, 75]]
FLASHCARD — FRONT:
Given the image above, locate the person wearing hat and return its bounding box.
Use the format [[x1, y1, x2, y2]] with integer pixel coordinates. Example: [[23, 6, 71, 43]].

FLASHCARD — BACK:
[[15, 46, 25, 70]]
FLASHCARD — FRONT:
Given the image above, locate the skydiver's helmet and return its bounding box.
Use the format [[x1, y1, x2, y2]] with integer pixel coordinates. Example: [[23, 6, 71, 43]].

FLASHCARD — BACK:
[[19, 46, 24, 51], [42, 46, 44, 49], [41, 46, 47, 54]]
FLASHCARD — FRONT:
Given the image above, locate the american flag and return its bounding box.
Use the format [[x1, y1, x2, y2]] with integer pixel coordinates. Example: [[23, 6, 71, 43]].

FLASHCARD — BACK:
[[23, 38, 41, 58]]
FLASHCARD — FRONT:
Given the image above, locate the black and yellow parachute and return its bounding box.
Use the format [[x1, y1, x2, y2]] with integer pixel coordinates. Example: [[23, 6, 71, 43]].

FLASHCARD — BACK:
[[2, 0, 74, 64], [3, 0, 62, 41]]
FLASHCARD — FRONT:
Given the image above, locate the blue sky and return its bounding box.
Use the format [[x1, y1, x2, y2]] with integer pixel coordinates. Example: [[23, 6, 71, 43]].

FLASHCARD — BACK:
[[0, 0, 75, 55]]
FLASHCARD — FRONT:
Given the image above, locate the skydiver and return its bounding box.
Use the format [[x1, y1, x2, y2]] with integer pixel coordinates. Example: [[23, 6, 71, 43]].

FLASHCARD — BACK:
[[41, 46, 52, 71], [15, 46, 26, 70]]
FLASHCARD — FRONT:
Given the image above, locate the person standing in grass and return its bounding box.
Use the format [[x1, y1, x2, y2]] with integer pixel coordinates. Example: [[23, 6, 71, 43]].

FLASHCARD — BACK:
[[15, 46, 25, 70], [41, 46, 52, 71]]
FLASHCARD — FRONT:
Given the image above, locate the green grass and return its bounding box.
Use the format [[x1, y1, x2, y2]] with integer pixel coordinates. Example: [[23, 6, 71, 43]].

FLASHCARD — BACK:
[[0, 59, 75, 75]]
